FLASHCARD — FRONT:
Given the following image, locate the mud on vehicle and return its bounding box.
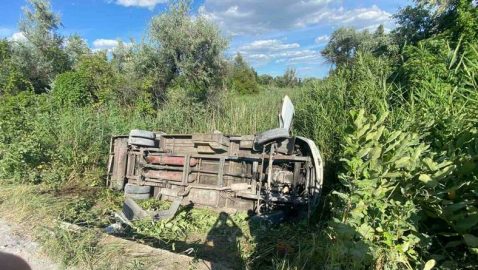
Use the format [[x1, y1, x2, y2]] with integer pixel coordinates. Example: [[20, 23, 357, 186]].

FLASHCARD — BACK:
[[107, 96, 323, 220]]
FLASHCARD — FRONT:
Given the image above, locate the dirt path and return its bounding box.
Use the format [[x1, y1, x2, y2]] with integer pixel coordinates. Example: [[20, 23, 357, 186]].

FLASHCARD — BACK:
[[0, 219, 61, 270]]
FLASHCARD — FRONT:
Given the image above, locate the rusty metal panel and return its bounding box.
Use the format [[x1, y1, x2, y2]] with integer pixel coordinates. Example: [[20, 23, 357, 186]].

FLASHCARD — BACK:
[[145, 155, 198, 166], [143, 170, 184, 182], [110, 137, 128, 190], [187, 189, 218, 207]]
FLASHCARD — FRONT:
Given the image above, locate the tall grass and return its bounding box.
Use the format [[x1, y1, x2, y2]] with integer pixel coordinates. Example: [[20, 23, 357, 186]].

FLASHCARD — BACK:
[[0, 86, 298, 187]]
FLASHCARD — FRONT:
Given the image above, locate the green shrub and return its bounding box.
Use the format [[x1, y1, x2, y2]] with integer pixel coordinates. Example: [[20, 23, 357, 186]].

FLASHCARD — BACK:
[[333, 109, 453, 269], [0, 92, 54, 183], [231, 68, 259, 95], [294, 52, 392, 180], [228, 53, 259, 95], [52, 71, 94, 106], [75, 53, 117, 104], [0, 39, 33, 95], [399, 41, 478, 267]]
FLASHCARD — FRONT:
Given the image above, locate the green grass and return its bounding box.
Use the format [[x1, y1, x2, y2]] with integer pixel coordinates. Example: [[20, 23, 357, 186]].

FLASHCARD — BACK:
[[0, 184, 152, 269]]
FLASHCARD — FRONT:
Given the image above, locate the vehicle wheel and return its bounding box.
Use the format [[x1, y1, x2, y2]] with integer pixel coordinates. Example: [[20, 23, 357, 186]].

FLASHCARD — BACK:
[[125, 193, 151, 200], [128, 137, 155, 147], [124, 183, 151, 194], [254, 128, 290, 145], [129, 129, 155, 139]]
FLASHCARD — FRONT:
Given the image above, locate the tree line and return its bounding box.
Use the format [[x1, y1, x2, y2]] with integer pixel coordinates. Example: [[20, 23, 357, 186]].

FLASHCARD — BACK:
[[0, 0, 302, 111]]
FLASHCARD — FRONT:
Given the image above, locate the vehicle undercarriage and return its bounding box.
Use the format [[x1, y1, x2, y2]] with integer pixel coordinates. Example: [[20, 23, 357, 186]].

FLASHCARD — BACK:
[[107, 96, 323, 220]]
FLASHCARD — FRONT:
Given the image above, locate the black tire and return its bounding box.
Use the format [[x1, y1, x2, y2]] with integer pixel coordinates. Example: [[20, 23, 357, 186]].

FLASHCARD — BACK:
[[254, 128, 290, 145], [129, 129, 155, 139], [128, 137, 155, 147], [124, 183, 151, 194], [125, 193, 151, 200]]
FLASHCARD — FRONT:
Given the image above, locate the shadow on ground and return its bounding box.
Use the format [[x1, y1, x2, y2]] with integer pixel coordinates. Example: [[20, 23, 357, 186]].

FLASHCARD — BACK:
[[120, 204, 247, 269]]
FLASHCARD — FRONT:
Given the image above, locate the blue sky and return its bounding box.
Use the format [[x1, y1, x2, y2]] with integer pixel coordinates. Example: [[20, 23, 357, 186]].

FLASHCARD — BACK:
[[0, 0, 412, 78]]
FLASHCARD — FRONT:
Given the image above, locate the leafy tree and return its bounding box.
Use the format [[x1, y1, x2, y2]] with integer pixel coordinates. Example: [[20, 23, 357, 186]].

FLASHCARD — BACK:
[[111, 41, 156, 110], [75, 53, 117, 104], [111, 40, 133, 73], [392, 4, 435, 45], [321, 28, 364, 66], [52, 53, 117, 106], [229, 53, 259, 94], [148, 0, 228, 101], [0, 39, 33, 95], [322, 26, 398, 67], [276, 67, 300, 88], [394, 0, 478, 46], [12, 0, 70, 92], [437, 0, 478, 44], [258, 74, 274, 85], [64, 34, 90, 66]]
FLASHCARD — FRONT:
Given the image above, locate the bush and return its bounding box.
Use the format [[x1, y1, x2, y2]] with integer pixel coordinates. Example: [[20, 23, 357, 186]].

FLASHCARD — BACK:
[[231, 68, 259, 95], [0, 39, 33, 95], [332, 110, 454, 268], [75, 53, 117, 104], [228, 53, 259, 95], [0, 92, 54, 183], [52, 71, 94, 106], [399, 41, 478, 268], [294, 52, 392, 179]]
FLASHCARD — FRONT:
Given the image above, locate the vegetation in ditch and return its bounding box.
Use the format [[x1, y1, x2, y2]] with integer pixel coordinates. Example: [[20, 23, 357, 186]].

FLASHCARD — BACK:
[[0, 0, 477, 269]]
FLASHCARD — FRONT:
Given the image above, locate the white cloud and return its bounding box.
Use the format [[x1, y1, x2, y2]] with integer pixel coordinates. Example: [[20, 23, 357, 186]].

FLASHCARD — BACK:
[[236, 39, 322, 66], [93, 39, 119, 49], [200, 1, 393, 35], [8, 32, 27, 42], [315, 35, 330, 44], [298, 5, 391, 28], [113, 0, 167, 10], [240, 39, 300, 52], [92, 38, 132, 52]]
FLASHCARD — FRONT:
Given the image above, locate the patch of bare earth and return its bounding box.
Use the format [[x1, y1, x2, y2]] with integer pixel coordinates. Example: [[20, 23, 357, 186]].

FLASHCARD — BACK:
[[0, 219, 61, 270]]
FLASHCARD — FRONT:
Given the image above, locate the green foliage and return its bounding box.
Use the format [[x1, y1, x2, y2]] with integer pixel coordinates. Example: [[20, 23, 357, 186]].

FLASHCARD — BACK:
[[229, 53, 259, 94], [52, 71, 94, 106], [75, 53, 117, 104], [275, 67, 300, 88], [0, 0, 477, 269], [0, 92, 53, 183], [392, 4, 436, 45], [52, 53, 118, 107], [14, 0, 70, 91], [401, 41, 478, 267], [333, 109, 453, 269], [149, 0, 228, 101], [295, 52, 392, 171], [257, 74, 274, 85], [0, 39, 34, 95], [394, 0, 478, 46], [64, 34, 90, 66], [322, 26, 398, 66]]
